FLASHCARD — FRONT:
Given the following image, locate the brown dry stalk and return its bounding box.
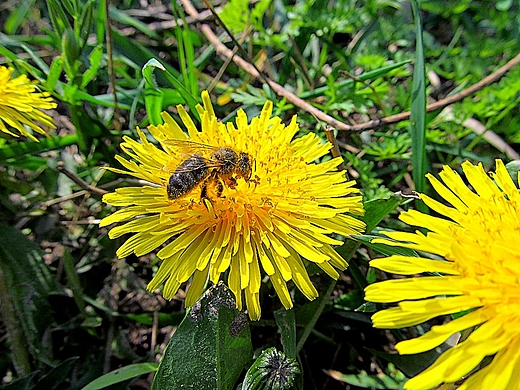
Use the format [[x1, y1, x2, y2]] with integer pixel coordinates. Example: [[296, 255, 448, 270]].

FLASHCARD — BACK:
[[194, 3, 520, 132]]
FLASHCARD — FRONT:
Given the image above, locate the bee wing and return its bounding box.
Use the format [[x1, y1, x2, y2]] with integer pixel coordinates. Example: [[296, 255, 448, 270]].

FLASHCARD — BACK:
[[163, 139, 220, 154]]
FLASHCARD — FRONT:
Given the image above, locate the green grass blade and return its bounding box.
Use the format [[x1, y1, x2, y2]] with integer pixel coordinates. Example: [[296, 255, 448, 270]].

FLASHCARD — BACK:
[[410, 0, 427, 196], [4, 0, 34, 34], [298, 60, 411, 99], [0, 135, 78, 162], [109, 5, 160, 40], [82, 363, 159, 390]]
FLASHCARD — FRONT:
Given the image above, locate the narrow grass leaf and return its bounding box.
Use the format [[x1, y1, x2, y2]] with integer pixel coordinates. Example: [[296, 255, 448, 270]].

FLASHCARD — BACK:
[[352, 234, 419, 258], [4, 0, 34, 34], [0, 135, 78, 162], [299, 60, 411, 99], [361, 196, 403, 233], [410, 0, 427, 195], [142, 59, 165, 125], [81, 45, 104, 89], [82, 363, 159, 390]]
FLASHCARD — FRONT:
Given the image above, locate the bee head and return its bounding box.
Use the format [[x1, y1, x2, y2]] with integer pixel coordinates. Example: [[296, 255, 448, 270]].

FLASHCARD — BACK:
[[237, 152, 254, 180]]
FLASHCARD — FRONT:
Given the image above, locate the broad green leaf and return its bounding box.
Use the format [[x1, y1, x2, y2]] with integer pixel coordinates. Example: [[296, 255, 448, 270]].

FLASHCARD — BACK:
[[152, 282, 253, 390], [295, 279, 337, 353], [159, 68, 200, 123], [78, 0, 93, 50], [111, 30, 181, 81], [0, 45, 19, 62], [171, 2, 197, 96], [63, 249, 86, 315], [82, 363, 159, 390], [506, 160, 520, 186], [124, 312, 184, 327], [273, 308, 296, 359], [410, 0, 427, 197], [242, 347, 302, 390]]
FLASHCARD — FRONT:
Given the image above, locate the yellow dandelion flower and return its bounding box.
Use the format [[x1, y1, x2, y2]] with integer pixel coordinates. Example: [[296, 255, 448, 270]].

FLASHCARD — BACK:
[[365, 160, 520, 390], [100, 91, 365, 320], [0, 66, 57, 141]]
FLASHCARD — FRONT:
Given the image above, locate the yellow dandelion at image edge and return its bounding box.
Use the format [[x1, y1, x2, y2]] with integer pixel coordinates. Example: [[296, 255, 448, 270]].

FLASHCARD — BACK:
[[100, 91, 365, 320], [364, 159, 520, 390], [0, 66, 57, 141]]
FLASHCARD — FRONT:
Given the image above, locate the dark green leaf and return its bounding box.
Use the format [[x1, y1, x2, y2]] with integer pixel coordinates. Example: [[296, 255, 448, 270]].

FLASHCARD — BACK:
[[33, 357, 79, 390], [0, 372, 37, 390], [273, 308, 296, 359], [152, 282, 253, 390], [369, 347, 446, 378]]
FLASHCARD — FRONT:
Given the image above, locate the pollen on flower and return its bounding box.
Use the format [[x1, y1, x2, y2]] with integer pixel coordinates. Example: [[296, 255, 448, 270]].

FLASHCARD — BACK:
[[101, 90, 365, 320]]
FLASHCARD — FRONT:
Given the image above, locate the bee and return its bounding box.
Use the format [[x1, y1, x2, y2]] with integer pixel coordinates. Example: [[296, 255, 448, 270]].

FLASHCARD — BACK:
[[164, 140, 254, 201]]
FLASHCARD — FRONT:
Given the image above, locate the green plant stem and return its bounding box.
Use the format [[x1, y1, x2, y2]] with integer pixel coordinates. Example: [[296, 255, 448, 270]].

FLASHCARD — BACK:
[[296, 278, 336, 354], [68, 104, 88, 153], [0, 262, 31, 376]]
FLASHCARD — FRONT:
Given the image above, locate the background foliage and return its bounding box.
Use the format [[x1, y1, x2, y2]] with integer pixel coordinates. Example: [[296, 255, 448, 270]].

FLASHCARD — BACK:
[[0, 0, 519, 389]]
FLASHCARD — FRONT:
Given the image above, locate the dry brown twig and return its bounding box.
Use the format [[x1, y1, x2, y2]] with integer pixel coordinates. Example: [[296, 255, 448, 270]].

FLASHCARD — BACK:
[[56, 162, 108, 196], [185, 0, 520, 134]]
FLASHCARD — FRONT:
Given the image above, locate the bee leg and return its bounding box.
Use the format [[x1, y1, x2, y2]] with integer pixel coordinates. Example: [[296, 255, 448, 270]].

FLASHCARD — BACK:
[[200, 179, 209, 201], [215, 179, 224, 197], [200, 170, 219, 206], [227, 176, 238, 189]]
